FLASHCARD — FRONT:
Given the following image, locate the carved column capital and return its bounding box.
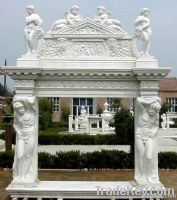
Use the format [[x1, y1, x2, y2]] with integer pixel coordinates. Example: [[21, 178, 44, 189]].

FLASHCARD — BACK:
[[139, 80, 159, 96], [140, 80, 159, 89]]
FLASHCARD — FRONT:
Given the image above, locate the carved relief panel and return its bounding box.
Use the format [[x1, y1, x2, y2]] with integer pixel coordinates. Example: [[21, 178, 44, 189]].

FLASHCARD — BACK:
[[38, 37, 133, 58]]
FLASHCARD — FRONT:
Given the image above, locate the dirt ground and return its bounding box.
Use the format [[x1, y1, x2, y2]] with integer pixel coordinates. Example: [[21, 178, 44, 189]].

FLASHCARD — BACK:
[[0, 169, 177, 200]]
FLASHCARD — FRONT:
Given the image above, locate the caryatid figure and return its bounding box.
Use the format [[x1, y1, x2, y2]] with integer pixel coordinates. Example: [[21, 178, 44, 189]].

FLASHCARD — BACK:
[[135, 97, 161, 185]]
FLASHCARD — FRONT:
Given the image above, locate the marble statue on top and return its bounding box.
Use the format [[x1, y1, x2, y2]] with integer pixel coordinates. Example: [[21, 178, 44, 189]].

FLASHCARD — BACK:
[[48, 5, 82, 33], [135, 97, 161, 186], [24, 5, 43, 56], [134, 8, 152, 56], [11, 96, 38, 185], [95, 6, 127, 34]]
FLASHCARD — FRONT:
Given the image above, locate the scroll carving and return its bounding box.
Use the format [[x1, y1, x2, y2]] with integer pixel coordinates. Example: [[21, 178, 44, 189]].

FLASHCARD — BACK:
[[15, 80, 35, 88], [36, 80, 138, 89]]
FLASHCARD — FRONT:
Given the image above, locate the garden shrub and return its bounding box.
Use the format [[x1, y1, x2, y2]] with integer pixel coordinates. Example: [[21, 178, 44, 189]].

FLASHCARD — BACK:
[[114, 108, 134, 155], [60, 103, 70, 123], [38, 152, 54, 168], [38, 133, 119, 145], [114, 108, 134, 144], [39, 98, 53, 130], [0, 151, 14, 168], [158, 152, 177, 169], [0, 151, 177, 169]]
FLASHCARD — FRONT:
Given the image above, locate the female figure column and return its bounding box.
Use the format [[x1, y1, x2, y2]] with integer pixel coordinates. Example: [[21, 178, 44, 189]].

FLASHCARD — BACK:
[[12, 96, 38, 185], [135, 96, 161, 185]]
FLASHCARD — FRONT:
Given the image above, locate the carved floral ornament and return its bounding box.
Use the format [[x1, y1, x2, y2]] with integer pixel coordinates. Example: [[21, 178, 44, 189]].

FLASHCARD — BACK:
[[23, 4, 151, 58], [140, 81, 159, 89]]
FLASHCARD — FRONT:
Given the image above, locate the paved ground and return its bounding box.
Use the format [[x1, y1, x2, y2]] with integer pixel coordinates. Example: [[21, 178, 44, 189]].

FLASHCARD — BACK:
[[38, 145, 131, 154], [1, 129, 177, 153], [1, 169, 177, 200]]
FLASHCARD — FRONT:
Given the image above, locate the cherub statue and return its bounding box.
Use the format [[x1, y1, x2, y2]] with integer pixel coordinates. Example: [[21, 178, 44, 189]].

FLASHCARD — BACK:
[[134, 8, 152, 56], [24, 5, 43, 55], [95, 6, 126, 33], [48, 5, 82, 33]]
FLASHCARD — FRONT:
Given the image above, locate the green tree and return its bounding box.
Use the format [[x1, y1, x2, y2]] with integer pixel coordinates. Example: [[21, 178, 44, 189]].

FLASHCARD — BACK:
[[109, 98, 122, 110], [160, 102, 170, 115], [39, 98, 53, 130], [60, 103, 70, 123], [114, 107, 134, 155], [0, 82, 13, 97]]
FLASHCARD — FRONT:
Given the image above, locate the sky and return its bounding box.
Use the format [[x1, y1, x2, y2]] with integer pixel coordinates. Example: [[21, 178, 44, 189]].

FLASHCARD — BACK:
[[0, 0, 177, 90]]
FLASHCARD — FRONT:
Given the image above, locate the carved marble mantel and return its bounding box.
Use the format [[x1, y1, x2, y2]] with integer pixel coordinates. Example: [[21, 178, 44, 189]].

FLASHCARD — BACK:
[[1, 5, 172, 195]]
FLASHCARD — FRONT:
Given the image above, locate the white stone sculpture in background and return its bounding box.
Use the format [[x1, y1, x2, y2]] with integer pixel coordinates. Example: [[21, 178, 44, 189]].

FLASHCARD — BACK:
[[24, 5, 43, 55], [79, 106, 88, 130], [12, 96, 38, 185], [95, 6, 126, 33], [101, 102, 114, 133], [135, 97, 161, 185], [161, 113, 167, 129], [48, 5, 82, 33], [134, 8, 152, 56]]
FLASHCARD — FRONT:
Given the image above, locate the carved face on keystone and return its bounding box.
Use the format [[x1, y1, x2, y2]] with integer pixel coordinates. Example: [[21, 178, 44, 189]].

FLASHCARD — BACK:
[[14, 102, 25, 115]]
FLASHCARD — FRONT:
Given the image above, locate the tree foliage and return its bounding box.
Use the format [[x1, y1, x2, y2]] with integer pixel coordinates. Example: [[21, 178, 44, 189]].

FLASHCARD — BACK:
[[60, 103, 70, 123], [159, 102, 170, 115], [39, 98, 53, 130], [109, 98, 122, 109], [114, 107, 134, 155]]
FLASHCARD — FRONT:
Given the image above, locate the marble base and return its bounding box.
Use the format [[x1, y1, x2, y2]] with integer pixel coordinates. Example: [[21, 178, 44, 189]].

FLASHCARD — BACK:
[[136, 56, 158, 68], [6, 181, 166, 199]]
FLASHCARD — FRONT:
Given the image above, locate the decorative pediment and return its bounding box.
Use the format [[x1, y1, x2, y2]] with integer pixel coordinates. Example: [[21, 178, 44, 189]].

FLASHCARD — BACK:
[[50, 18, 126, 35]]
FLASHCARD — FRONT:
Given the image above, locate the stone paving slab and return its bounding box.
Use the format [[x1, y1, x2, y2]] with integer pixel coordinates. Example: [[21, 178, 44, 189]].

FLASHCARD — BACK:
[[38, 145, 131, 154], [38, 144, 177, 154]]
